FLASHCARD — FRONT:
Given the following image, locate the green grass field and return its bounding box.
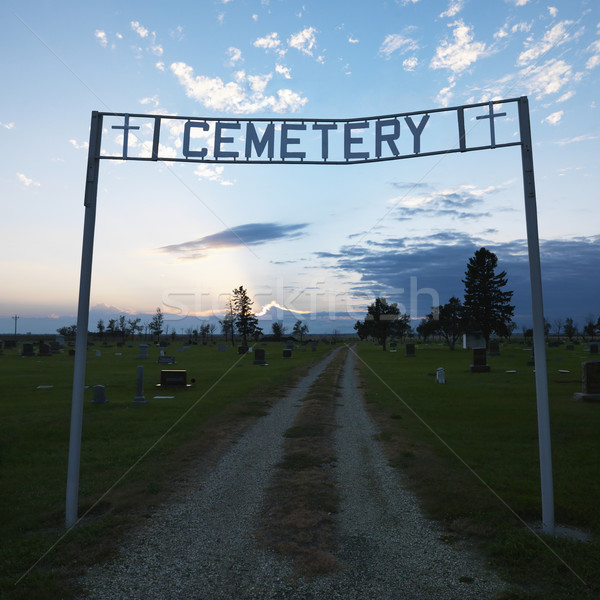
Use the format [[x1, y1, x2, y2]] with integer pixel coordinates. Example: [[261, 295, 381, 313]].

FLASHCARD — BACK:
[[0, 339, 333, 599], [354, 340, 600, 599], [1, 338, 599, 599]]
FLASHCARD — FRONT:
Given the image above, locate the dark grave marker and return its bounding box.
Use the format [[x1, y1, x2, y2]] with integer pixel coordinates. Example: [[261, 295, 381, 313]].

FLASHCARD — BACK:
[[283, 349, 292, 359], [159, 370, 188, 387], [238, 346, 249, 355], [488, 339, 500, 356], [38, 343, 52, 357], [470, 348, 490, 373], [22, 343, 35, 357], [573, 361, 600, 402], [253, 348, 267, 365], [590, 343, 598, 355], [92, 384, 107, 404], [133, 365, 147, 404], [406, 343, 416, 357], [138, 344, 149, 359]]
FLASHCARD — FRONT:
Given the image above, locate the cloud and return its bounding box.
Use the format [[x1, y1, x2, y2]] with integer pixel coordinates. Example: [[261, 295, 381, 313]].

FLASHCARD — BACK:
[[69, 139, 89, 150], [288, 27, 317, 56], [519, 58, 578, 98], [554, 133, 598, 146], [542, 110, 563, 125], [194, 164, 234, 186], [95, 30, 108, 47], [130, 21, 149, 38], [227, 46, 243, 66], [170, 61, 307, 113], [403, 56, 419, 71], [586, 40, 600, 70], [548, 6, 558, 18], [517, 20, 574, 66], [430, 20, 488, 74], [390, 183, 499, 220], [379, 33, 419, 58], [0, 122, 15, 129], [348, 36, 359, 44], [317, 231, 600, 324], [275, 64, 292, 79], [16, 173, 40, 187], [254, 32, 281, 50], [159, 222, 309, 259], [440, 0, 463, 18]]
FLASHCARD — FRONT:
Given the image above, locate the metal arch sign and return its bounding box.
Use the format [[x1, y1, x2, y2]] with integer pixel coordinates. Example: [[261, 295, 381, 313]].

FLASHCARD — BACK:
[[97, 97, 518, 165], [67, 96, 555, 537]]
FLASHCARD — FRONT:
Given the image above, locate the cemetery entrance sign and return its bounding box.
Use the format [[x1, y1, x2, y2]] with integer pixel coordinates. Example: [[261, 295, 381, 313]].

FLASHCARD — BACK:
[[67, 97, 554, 535]]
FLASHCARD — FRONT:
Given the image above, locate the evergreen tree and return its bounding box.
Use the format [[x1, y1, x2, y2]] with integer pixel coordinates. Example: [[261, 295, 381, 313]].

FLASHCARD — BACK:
[[355, 297, 402, 351], [462, 247, 515, 344], [232, 286, 261, 345]]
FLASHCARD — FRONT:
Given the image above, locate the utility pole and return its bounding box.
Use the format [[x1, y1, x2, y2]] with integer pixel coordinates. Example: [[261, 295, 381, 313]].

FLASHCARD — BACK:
[[12, 315, 19, 340]]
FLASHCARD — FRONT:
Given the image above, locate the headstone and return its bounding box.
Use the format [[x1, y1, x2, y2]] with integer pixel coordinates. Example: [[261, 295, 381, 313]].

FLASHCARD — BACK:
[[238, 346, 249, 355], [590, 343, 598, 355], [55, 335, 65, 348], [92, 384, 107, 404], [96, 350, 101, 357], [463, 332, 486, 349], [157, 356, 175, 365], [38, 343, 52, 357], [436, 367, 446, 384], [0, 341, 3, 355], [160, 370, 188, 387], [488, 339, 500, 356], [406, 343, 416, 357], [69, 349, 76, 356], [253, 348, 267, 365], [573, 361, 600, 402], [4, 340, 16, 350], [133, 365, 147, 404], [312, 344, 317, 352], [50, 341, 61, 354], [527, 349, 535, 367], [22, 342, 35, 357], [138, 344, 149, 359], [390, 341, 397, 353], [283, 349, 292, 359], [217, 344, 227, 353], [470, 348, 490, 373]]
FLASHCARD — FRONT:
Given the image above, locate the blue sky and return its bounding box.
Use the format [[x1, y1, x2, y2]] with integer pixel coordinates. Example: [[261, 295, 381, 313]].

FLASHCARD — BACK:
[[1, 0, 598, 334]]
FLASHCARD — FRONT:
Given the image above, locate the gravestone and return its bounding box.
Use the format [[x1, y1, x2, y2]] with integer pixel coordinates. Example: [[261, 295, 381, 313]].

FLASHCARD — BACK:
[[157, 355, 175, 365], [160, 370, 188, 387], [390, 341, 397, 353], [5, 340, 16, 350], [406, 343, 416, 357], [55, 335, 65, 348], [470, 348, 490, 373], [133, 365, 147, 404], [238, 346, 249, 355], [217, 344, 227, 353], [463, 332, 486, 350], [436, 367, 446, 384], [138, 344, 149, 359], [69, 349, 76, 356], [488, 339, 500, 356], [527, 349, 535, 367], [0, 341, 3, 355], [573, 361, 600, 402], [38, 343, 52, 357], [22, 343, 35, 357], [50, 341, 61, 354], [312, 344, 317, 352], [95, 350, 102, 357], [283, 349, 292, 359], [590, 343, 598, 355], [253, 348, 267, 365], [92, 384, 107, 404]]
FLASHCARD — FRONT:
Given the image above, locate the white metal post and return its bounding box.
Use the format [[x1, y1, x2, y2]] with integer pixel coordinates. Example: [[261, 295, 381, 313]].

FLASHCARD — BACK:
[[518, 96, 555, 535], [65, 112, 102, 528]]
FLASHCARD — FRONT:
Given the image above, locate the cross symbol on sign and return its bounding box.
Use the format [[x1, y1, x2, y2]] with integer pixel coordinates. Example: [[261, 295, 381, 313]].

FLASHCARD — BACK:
[[112, 114, 140, 159], [476, 101, 507, 148]]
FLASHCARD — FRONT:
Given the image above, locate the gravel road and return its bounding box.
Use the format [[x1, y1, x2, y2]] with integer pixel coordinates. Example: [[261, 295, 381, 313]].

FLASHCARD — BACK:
[[78, 346, 507, 599]]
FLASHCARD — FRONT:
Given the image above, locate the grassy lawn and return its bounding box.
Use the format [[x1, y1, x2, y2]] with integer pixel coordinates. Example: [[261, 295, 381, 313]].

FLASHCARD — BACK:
[[355, 340, 600, 599], [0, 339, 333, 599]]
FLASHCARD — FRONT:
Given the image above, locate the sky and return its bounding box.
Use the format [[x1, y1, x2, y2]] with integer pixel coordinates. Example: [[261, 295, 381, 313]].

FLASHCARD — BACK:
[[1, 0, 599, 335]]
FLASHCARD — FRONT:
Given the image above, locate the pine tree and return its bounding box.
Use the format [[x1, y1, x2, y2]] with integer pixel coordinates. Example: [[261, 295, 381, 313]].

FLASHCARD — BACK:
[[462, 247, 515, 344], [232, 286, 261, 345]]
